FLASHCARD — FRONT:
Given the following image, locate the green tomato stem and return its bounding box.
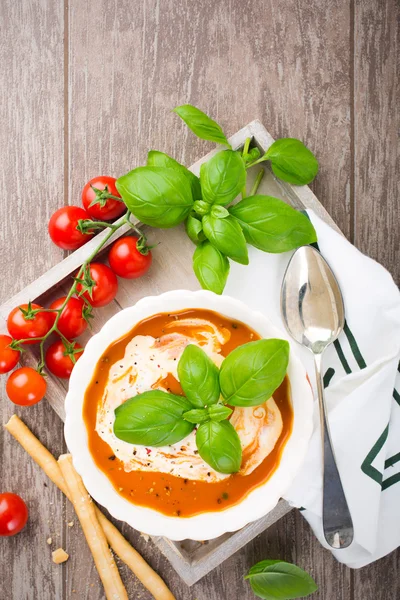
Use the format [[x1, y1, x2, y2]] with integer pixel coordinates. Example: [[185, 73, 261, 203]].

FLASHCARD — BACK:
[[250, 168, 265, 196]]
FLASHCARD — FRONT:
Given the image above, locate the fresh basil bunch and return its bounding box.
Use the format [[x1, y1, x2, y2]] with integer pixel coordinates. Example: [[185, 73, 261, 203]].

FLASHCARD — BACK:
[[113, 338, 289, 474], [245, 559, 318, 600], [115, 104, 318, 294]]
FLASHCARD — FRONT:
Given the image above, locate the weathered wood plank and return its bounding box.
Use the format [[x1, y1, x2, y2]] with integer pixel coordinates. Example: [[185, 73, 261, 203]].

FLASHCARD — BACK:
[[353, 0, 400, 285], [0, 0, 65, 599]]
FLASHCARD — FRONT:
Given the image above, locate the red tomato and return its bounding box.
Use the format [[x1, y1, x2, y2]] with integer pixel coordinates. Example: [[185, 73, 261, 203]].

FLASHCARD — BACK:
[[49, 297, 88, 339], [48, 206, 93, 250], [7, 303, 53, 345], [82, 176, 126, 221], [108, 236, 152, 279], [0, 335, 20, 374], [6, 367, 47, 406], [45, 340, 83, 379], [76, 263, 118, 307], [0, 493, 28, 537]]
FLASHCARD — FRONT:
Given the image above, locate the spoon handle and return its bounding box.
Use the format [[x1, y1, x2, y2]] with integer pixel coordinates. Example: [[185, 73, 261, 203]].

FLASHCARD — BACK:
[[314, 352, 354, 549]]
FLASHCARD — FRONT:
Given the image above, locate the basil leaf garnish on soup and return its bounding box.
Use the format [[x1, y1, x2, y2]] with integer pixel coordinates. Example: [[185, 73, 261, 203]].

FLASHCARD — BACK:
[[178, 344, 220, 408], [183, 408, 210, 424], [113, 390, 194, 446], [196, 420, 242, 474], [207, 404, 233, 422], [219, 339, 290, 407]]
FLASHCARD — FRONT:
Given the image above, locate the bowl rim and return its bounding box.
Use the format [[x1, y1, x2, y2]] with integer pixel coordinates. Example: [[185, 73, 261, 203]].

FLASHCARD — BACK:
[[64, 289, 314, 541]]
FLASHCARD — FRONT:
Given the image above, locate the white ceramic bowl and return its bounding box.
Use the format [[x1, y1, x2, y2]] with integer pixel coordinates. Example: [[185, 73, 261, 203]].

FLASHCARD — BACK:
[[65, 290, 313, 541]]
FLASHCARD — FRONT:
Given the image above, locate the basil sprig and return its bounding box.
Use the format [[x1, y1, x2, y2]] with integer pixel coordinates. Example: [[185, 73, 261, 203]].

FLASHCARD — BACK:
[[116, 103, 319, 294], [245, 560, 318, 599], [113, 338, 289, 474]]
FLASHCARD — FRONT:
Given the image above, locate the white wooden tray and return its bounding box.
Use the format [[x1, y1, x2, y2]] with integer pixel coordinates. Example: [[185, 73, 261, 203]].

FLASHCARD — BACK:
[[0, 121, 338, 586]]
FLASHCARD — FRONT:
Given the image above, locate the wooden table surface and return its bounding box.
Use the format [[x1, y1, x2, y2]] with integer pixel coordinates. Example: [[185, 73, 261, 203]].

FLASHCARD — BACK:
[[0, 1, 398, 599]]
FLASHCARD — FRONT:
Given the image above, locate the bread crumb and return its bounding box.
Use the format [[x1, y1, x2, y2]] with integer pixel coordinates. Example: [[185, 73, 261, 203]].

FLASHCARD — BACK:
[[52, 548, 69, 564], [67, 521, 74, 527], [47, 537, 52, 545], [140, 532, 150, 542]]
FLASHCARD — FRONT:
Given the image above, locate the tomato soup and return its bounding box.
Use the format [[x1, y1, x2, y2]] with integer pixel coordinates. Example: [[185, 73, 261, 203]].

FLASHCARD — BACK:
[[83, 309, 293, 517]]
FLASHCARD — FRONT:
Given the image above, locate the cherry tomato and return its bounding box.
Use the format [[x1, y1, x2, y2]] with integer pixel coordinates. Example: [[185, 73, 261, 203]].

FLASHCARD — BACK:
[[0, 493, 28, 537], [45, 340, 83, 379], [48, 206, 93, 250], [7, 303, 53, 345], [76, 263, 118, 307], [6, 367, 47, 406], [108, 236, 152, 279], [0, 335, 20, 374], [82, 176, 126, 221], [49, 296, 88, 339]]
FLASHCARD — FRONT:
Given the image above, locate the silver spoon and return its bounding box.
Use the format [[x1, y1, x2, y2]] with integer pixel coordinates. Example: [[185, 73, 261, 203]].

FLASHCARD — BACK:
[[281, 245, 354, 549]]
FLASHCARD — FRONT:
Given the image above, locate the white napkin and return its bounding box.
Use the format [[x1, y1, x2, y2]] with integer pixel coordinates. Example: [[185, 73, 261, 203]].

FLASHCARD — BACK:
[[224, 211, 400, 568]]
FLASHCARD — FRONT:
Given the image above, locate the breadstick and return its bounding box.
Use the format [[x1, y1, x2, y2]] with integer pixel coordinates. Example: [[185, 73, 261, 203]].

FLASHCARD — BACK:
[[59, 454, 128, 600], [4, 415, 176, 600]]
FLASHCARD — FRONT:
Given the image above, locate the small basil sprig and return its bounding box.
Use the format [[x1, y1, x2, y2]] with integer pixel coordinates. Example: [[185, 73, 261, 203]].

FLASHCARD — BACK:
[[113, 390, 194, 446], [173, 104, 231, 147], [200, 149, 246, 206], [245, 560, 318, 600], [113, 339, 289, 474], [116, 167, 193, 228], [220, 339, 289, 407], [249, 138, 318, 186], [230, 195, 317, 253]]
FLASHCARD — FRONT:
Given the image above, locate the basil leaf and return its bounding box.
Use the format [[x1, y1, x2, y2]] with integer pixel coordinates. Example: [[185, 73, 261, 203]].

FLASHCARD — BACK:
[[113, 390, 194, 446], [193, 200, 211, 216], [245, 560, 318, 600], [186, 214, 205, 245], [200, 150, 246, 206], [202, 213, 249, 265], [178, 344, 220, 408], [183, 408, 209, 424], [230, 195, 317, 253], [220, 339, 289, 407], [193, 241, 230, 295], [208, 404, 232, 422], [196, 420, 242, 474], [211, 205, 229, 219], [173, 104, 230, 147], [116, 167, 193, 228], [147, 150, 201, 200], [265, 138, 318, 186]]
